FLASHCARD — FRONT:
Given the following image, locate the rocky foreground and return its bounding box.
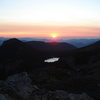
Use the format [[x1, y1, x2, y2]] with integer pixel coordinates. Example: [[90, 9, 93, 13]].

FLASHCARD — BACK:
[[0, 72, 93, 100]]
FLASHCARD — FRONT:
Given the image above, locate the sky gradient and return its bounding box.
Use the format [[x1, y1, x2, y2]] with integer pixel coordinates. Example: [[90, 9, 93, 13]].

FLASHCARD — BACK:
[[0, 0, 100, 38]]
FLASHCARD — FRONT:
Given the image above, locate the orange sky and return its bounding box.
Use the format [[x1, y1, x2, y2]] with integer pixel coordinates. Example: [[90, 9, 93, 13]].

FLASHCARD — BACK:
[[0, 23, 100, 38]]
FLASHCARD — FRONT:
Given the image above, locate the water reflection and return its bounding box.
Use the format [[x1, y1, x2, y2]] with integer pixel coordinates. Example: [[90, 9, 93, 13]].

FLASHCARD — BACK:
[[44, 57, 59, 63]]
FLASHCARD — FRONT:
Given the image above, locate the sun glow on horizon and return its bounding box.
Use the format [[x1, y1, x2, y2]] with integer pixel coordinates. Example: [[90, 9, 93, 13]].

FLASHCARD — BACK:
[[51, 33, 58, 38]]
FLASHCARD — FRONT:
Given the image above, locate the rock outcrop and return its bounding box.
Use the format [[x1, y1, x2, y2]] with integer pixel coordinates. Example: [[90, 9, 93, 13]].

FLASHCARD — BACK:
[[0, 72, 93, 100], [0, 72, 34, 100]]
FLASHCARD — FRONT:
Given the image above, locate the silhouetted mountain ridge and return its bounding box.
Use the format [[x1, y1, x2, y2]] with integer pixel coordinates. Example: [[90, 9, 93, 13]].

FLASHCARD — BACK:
[[26, 41, 76, 51], [0, 38, 100, 99], [0, 38, 45, 78]]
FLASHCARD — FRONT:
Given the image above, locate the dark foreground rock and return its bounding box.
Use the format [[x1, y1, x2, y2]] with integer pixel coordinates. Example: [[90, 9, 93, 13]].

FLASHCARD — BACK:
[[0, 72, 93, 100]]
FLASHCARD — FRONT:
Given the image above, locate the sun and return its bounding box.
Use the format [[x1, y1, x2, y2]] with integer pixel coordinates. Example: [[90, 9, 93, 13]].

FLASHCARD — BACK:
[[51, 34, 58, 38]]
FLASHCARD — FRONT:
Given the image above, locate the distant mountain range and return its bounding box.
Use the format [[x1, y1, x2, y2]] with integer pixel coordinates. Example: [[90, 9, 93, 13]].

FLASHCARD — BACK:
[[64, 39, 100, 48], [0, 37, 100, 47]]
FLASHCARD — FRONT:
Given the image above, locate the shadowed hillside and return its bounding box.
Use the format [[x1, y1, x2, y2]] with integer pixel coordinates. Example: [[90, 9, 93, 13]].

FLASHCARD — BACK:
[[0, 38, 100, 100], [26, 41, 76, 51]]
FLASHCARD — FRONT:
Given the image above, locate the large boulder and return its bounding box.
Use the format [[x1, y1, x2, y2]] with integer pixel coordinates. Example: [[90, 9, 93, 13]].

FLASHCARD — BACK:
[[0, 72, 94, 100], [5, 72, 34, 99], [68, 93, 94, 100], [0, 94, 12, 100], [30, 90, 94, 100], [0, 72, 35, 100]]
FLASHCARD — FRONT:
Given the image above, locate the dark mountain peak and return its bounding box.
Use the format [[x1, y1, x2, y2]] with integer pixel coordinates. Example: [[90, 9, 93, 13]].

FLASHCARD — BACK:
[[0, 38, 43, 63], [0, 38, 29, 59], [1, 38, 24, 47], [3, 38, 21, 43], [7, 38, 20, 41], [92, 40, 100, 45], [80, 40, 100, 51]]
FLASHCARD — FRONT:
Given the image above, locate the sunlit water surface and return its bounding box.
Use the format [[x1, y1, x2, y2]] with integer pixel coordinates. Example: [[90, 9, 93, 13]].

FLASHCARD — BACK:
[[44, 57, 59, 63]]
